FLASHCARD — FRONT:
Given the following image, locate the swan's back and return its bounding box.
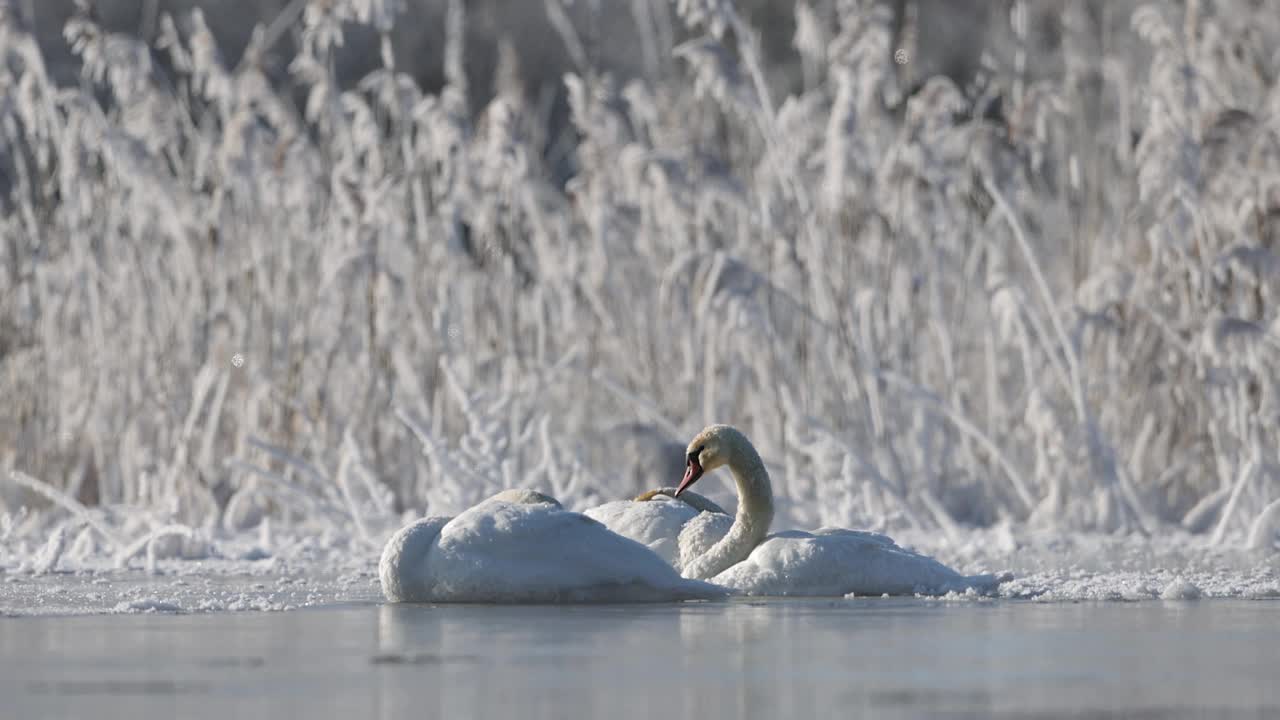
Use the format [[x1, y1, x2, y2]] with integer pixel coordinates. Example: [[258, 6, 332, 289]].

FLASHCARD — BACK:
[[710, 529, 1003, 597], [380, 495, 725, 603], [584, 497, 701, 566], [585, 493, 733, 571]]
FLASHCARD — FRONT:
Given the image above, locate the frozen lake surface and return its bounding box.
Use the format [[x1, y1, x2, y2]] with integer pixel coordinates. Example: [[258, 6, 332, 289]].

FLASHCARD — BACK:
[[3, 594, 1278, 719]]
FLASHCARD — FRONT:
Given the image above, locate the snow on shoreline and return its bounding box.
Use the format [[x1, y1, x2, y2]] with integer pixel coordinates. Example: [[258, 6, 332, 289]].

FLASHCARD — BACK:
[[894, 525, 1280, 602], [0, 523, 386, 616], [0, 564, 384, 617]]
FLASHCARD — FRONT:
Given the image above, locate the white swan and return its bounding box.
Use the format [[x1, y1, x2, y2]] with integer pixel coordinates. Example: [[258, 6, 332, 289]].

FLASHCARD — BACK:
[[583, 488, 733, 568], [378, 489, 725, 603], [619, 425, 1007, 596]]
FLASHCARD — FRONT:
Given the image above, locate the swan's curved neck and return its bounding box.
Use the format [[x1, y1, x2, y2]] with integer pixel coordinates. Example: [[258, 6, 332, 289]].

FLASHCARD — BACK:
[[682, 442, 774, 580]]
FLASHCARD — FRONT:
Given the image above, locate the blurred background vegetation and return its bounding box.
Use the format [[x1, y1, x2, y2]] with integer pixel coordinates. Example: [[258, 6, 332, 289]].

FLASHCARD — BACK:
[[20, 0, 997, 91], [4, 0, 1280, 553]]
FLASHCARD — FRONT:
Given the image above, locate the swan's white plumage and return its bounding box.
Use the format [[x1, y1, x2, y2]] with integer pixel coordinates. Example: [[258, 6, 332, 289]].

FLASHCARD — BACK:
[[676, 511, 735, 570], [583, 492, 732, 568], [708, 529, 1005, 596], [665, 424, 1009, 596], [379, 493, 725, 603], [584, 497, 700, 567]]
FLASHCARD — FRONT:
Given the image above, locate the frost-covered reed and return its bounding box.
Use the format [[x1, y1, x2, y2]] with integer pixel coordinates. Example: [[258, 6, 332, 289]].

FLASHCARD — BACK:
[[2, 0, 1280, 563]]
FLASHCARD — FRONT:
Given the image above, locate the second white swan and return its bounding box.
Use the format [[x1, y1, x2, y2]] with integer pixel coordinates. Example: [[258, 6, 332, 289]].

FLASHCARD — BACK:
[[605, 424, 1006, 596], [584, 487, 733, 569]]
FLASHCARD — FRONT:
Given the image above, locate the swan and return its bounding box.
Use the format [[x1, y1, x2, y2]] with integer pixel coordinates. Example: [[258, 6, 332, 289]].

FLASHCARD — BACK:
[[378, 489, 725, 603], [626, 424, 1007, 596], [583, 487, 733, 568]]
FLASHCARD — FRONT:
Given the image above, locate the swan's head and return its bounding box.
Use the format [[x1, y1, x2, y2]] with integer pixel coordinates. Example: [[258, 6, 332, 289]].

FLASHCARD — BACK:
[[676, 424, 749, 497]]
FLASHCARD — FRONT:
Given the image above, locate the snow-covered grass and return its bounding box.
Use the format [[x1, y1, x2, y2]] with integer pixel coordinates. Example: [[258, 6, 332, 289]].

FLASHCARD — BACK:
[[2, 0, 1280, 584]]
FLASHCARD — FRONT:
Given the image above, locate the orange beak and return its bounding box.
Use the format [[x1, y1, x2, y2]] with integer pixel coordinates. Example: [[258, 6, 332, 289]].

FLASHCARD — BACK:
[[675, 457, 703, 497]]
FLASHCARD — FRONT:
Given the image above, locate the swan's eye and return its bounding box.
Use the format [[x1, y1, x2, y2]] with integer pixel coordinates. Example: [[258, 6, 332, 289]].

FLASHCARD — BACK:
[[687, 446, 705, 464]]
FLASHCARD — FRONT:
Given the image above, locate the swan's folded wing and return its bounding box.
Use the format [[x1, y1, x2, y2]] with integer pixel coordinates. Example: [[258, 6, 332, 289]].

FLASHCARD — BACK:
[[426, 500, 725, 602], [710, 530, 1003, 597], [810, 527, 899, 547], [585, 498, 701, 567]]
